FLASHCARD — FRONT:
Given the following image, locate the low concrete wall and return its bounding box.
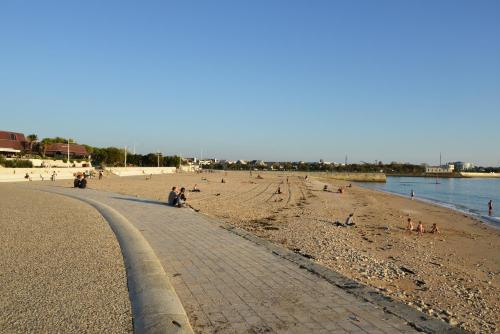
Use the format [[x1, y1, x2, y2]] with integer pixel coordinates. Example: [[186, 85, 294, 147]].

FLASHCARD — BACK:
[[4, 158, 91, 168], [0, 167, 94, 182], [320, 172, 386, 182], [460, 172, 500, 178], [106, 167, 177, 177]]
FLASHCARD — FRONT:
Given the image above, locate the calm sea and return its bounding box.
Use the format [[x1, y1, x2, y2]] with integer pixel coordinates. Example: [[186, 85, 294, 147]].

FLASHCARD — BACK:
[[357, 176, 500, 228]]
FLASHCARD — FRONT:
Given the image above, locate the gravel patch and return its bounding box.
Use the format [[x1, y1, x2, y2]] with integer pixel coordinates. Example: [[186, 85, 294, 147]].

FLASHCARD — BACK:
[[0, 184, 132, 333]]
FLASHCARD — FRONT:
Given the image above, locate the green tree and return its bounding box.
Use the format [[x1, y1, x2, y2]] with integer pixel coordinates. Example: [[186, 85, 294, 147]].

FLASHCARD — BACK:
[[26, 134, 38, 153]]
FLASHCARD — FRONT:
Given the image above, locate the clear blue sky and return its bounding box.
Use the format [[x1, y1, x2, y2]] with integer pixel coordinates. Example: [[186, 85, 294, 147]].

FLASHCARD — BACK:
[[1, 0, 499, 166]]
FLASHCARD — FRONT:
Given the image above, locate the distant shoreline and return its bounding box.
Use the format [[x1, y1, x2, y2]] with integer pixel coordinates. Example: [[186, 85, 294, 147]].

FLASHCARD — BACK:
[[355, 182, 500, 230]]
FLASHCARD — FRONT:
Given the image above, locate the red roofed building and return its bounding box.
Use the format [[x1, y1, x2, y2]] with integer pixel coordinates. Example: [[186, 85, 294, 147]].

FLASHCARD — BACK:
[[44, 143, 89, 158], [0, 131, 28, 155]]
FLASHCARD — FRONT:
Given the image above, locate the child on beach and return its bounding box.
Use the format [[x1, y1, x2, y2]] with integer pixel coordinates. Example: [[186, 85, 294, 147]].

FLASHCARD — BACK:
[[430, 223, 439, 234], [406, 218, 414, 231], [416, 221, 425, 235]]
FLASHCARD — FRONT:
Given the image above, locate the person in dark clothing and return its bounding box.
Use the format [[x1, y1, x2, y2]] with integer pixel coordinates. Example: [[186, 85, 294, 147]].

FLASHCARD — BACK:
[[73, 174, 87, 189], [168, 187, 178, 206], [79, 177, 87, 189], [177, 187, 187, 207]]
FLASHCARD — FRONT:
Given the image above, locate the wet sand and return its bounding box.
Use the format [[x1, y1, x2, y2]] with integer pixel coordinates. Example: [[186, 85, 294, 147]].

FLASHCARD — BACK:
[[56, 171, 499, 333], [0, 184, 132, 333]]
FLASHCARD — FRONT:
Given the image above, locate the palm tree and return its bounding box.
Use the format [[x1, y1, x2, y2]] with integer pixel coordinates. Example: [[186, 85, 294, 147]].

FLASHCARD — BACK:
[[26, 134, 38, 154]]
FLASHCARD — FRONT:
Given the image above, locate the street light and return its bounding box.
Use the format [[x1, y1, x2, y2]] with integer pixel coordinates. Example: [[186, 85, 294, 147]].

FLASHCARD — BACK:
[[67, 138, 70, 167]]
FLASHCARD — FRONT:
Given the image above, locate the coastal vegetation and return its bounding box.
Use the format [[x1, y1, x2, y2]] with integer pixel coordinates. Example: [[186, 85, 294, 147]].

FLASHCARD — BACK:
[[206, 161, 426, 174]]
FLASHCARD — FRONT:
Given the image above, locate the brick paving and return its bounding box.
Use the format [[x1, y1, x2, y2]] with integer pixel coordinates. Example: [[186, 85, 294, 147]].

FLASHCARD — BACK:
[[41, 187, 419, 333]]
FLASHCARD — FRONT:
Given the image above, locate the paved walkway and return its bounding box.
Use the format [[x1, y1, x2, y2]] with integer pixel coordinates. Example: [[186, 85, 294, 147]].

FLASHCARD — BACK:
[[37, 186, 420, 334]]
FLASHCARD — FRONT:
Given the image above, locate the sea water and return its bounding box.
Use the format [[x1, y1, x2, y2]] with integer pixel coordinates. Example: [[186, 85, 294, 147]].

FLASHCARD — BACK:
[[357, 176, 500, 228]]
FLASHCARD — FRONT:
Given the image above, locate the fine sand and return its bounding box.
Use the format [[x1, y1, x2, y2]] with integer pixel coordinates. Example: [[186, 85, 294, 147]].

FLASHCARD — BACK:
[[0, 184, 132, 333], [54, 171, 498, 333]]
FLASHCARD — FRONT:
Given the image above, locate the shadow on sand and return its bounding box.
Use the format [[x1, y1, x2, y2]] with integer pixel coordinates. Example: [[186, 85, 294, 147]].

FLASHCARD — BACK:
[[111, 196, 169, 207]]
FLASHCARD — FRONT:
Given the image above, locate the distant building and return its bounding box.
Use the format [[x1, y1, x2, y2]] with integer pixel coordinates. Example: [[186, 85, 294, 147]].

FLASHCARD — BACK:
[[425, 164, 455, 173], [249, 160, 267, 167], [44, 143, 88, 158], [0, 130, 28, 156], [453, 161, 475, 171], [199, 158, 218, 166], [184, 157, 198, 165]]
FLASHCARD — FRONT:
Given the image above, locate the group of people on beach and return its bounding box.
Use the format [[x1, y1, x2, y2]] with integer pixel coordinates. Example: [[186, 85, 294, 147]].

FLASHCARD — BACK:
[[73, 173, 88, 189], [168, 183, 203, 207], [168, 186, 187, 207], [406, 218, 439, 235]]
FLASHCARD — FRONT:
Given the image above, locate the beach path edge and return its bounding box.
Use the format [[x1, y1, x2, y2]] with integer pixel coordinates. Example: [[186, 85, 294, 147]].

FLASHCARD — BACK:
[[38, 189, 194, 334]]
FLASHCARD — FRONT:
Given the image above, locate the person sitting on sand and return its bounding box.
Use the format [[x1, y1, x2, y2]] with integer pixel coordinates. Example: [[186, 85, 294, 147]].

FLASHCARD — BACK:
[[73, 175, 81, 188], [79, 175, 87, 189], [345, 213, 355, 226], [406, 218, 414, 231], [168, 187, 178, 206], [221, 178, 226, 183], [177, 187, 187, 207], [73, 174, 87, 189], [416, 221, 425, 235], [338, 187, 344, 194], [277, 186, 281, 194], [192, 184, 201, 192], [430, 223, 439, 234], [323, 185, 328, 191]]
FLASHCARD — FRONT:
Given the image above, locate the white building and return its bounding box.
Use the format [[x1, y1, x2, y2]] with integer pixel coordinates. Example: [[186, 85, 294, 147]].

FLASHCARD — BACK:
[[425, 164, 455, 173], [453, 161, 475, 171]]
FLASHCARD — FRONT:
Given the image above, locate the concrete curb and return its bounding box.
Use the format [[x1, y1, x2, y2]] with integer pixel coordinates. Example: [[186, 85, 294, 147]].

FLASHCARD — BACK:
[[194, 211, 469, 334], [39, 190, 193, 334]]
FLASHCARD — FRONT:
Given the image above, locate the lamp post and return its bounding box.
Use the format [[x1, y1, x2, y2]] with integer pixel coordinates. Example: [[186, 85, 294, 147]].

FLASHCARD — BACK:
[[67, 138, 70, 167]]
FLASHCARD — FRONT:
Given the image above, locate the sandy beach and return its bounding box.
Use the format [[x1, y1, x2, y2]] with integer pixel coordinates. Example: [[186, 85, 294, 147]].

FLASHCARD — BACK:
[[0, 184, 132, 333], [52, 170, 498, 333]]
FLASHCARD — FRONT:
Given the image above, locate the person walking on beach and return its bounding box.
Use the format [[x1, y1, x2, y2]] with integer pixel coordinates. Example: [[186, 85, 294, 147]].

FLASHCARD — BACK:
[[416, 221, 425, 235], [488, 200, 493, 216], [411, 189, 415, 200], [98, 170, 103, 180], [51, 171, 57, 181]]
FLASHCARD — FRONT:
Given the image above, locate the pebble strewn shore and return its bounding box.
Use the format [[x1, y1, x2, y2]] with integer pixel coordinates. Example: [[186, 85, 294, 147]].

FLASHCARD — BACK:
[[51, 171, 499, 333]]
